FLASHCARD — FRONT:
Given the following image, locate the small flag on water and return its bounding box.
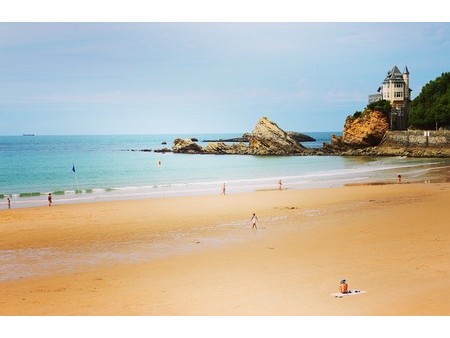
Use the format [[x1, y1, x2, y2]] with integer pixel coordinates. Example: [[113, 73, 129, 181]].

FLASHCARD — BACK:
[[72, 164, 76, 173]]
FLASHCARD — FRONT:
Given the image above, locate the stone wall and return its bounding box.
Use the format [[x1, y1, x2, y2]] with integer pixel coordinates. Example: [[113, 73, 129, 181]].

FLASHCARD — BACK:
[[379, 130, 450, 148]]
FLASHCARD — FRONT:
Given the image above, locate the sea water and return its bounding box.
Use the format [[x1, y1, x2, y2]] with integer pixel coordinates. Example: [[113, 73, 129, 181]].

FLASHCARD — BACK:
[[1, 133, 449, 209]]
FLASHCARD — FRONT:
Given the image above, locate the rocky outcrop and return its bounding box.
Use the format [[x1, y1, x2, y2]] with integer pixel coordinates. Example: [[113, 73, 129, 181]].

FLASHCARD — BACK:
[[172, 138, 203, 154], [171, 117, 308, 155], [154, 147, 173, 153], [247, 117, 306, 155], [168, 115, 450, 157], [203, 142, 248, 154], [286, 131, 316, 143], [202, 136, 249, 143], [203, 131, 315, 144], [323, 134, 347, 152], [339, 109, 390, 148]]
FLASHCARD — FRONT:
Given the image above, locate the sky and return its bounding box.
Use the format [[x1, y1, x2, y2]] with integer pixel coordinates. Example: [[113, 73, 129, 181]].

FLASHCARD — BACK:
[[1, 5, 449, 135]]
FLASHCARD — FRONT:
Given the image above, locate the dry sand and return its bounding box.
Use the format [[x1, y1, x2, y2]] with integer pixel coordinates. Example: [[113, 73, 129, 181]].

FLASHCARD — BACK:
[[0, 182, 449, 317]]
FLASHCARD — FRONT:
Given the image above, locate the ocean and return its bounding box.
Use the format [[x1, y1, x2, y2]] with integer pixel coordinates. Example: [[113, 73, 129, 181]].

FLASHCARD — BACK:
[[1, 132, 449, 209]]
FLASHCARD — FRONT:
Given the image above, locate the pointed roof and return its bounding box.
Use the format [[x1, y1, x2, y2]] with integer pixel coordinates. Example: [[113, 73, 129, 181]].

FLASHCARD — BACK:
[[403, 66, 409, 74], [383, 65, 404, 83], [391, 65, 402, 75]]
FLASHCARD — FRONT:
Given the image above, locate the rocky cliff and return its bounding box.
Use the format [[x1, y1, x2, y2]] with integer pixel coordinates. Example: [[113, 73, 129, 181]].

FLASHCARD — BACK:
[[342, 110, 390, 147], [328, 109, 390, 150]]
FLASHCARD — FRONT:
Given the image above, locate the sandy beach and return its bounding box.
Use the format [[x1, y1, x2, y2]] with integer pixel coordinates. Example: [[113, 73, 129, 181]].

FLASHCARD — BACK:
[[0, 181, 449, 316]]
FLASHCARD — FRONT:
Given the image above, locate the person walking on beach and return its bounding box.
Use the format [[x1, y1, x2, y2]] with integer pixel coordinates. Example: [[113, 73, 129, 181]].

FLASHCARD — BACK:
[[222, 183, 226, 195], [278, 179, 283, 190], [250, 213, 258, 229], [7, 197, 11, 209], [48, 193, 52, 206], [398, 174, 402, 183]]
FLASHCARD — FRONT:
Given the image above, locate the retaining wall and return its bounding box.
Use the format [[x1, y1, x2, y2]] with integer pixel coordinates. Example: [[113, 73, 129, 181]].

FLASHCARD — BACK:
[[379, 130, 450, 148]]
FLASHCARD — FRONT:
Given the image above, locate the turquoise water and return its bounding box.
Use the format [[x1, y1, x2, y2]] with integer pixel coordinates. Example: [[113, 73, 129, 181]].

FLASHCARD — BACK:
[[1, 133, 449, 208]]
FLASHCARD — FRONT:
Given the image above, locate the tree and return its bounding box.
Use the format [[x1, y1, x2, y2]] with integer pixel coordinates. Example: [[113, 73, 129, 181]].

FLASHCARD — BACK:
[[409, 72, 450, 129]]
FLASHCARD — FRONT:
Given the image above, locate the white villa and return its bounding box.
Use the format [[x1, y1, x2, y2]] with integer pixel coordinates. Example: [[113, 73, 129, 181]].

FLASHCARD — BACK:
[[369, 65, 412, 130]]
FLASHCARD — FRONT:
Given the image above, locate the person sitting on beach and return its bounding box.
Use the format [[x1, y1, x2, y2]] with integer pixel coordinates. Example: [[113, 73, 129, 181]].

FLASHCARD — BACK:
[[339, 279, 350, 294]]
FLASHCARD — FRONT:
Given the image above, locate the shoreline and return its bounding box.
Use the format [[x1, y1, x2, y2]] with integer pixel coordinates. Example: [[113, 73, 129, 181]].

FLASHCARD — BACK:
[[1, 181, 449, 315], [3, 159, 450, 211]]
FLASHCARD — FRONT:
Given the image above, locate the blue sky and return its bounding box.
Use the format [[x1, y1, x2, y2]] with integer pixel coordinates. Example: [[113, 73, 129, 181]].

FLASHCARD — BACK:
[[1, 22, 449, 135]]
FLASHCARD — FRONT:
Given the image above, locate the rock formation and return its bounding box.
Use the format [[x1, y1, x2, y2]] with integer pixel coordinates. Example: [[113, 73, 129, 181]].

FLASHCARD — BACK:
[[172, 138, 203, 154], [154, 147, 172, 153], [203, 142, 248, 155], [328, 109, 390, 150], [203, 131, 315, 144], [247, 117, 306, 155], [168, 115, 449, 157], [172, 117, 308, 155], [202, 136, 249, 143], [343, 109, 390, 146], [286, 131, 316, 143]]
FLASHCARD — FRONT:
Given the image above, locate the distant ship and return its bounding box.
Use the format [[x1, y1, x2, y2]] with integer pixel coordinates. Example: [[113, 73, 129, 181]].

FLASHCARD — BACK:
[[23, 134, 35, 136]]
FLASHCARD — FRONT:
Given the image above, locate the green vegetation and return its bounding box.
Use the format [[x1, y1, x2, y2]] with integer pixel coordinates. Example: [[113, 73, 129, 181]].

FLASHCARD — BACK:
[[346, 111, 362, 122], [367, 100, 392, 116], [352, 111, 362, 119], [346, 100, 392, 122], [409, 72, 450, 130]]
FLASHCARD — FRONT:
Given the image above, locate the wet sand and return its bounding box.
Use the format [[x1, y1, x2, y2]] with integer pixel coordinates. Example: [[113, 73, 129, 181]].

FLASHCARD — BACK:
[[0, 182, 449, 316]]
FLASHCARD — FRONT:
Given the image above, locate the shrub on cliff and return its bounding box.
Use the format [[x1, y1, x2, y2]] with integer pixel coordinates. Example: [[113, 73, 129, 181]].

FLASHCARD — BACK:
[[347, 111, 362, 121], [346, 100, 391, 122], [409, 72, 450, 130], [367, 100, 391, 117]]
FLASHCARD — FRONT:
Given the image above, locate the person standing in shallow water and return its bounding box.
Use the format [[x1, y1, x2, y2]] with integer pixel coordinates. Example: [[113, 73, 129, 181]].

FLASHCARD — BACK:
[[48, 193, 52, 206], [250, 213, 258, 229], [7, 197, 11, 209]]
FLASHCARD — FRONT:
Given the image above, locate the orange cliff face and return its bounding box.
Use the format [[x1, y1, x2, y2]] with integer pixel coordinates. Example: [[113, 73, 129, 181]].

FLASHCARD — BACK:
[[342, 110, 390, 147]]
